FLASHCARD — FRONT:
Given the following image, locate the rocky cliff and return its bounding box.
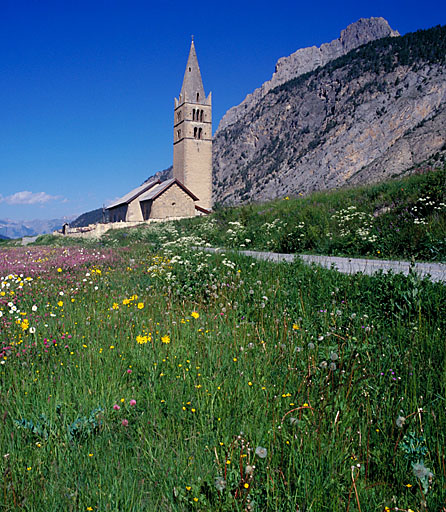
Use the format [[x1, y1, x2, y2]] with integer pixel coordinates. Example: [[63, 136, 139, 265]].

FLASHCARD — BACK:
[[213, 22, 446, 205]]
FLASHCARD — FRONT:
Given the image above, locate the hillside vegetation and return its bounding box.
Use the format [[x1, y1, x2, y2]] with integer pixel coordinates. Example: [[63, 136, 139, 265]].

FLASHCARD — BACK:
[[47, 167, 446, 262], [1, 240, 445, 510]]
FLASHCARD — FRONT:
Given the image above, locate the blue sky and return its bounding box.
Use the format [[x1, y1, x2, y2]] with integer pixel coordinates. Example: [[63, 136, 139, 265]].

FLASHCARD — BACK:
[[1, 0, 445, 221]]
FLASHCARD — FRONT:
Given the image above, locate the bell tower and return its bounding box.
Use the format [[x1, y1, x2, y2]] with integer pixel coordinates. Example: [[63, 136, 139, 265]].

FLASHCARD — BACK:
[[173, 38, 212, 211]]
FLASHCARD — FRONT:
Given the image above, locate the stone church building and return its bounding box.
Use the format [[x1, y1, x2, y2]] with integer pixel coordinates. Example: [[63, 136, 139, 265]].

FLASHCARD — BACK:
[[106, 39, 212, 222]]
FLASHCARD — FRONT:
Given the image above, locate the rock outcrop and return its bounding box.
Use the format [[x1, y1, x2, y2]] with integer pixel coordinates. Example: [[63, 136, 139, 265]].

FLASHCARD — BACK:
[[213, 23, 446, 205], [216, 17, 399, 132]]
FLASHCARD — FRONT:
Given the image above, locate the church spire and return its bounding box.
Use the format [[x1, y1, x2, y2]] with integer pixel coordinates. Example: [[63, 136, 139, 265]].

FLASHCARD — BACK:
[[179, 39, 206, 104]]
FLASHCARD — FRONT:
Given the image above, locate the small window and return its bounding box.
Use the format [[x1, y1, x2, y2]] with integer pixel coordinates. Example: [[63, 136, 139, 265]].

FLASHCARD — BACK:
[[200, 110, 203, 122], [196, 92, 199, 101], [192, 108, 195, 120], [172, 202, 176, 206], [194, 127, 198, 139], [189, 67, 191, 72], [198, 127, 202, 139], [177, 129, 181, 139], [177, 111, 181, 121]]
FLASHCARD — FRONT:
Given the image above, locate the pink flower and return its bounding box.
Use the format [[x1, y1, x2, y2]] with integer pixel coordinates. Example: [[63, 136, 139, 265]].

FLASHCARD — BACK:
[[127, 369, 132, 374], [113, 404, 120, 411], [129, 399, 136, 406], [121, 419, 129, 427]]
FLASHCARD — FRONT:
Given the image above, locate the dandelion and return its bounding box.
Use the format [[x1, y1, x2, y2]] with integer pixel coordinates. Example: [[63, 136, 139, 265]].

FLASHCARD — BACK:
[[214, 476, 226, 491], [255, 446, 267, 459], [245, 465, 254, 475], [137, 302, 144, 309], [413, 461, 432, 480], [57, 301, 63, 307], [396, 415, 406, 428], [244, 483, 250, 489], [191, 311, 199, 319], [329, 352, 338, 361], [161, 335, 170, 344]]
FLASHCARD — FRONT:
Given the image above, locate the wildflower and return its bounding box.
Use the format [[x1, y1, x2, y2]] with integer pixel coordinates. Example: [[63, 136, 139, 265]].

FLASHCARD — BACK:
[[88, 453, 93, 457], [245, 465, 254, 475], [32, 305, 37, 312], [320, 360, 328, 369], [191, 311, 199, 319], [57, 301, 63, 307], [329, 352, 338, 361], [137, 302, 144, 309], [161, 335, 170, 344], [255, 446, 267, 459], [112, 303, 119, 310], [130, 399, 136, 406], [329, 362, 337, 371], [413, 461, 432, 480], [244, 483, 250, 489], [121, 419, 129, 427], [29, 327, 36, 334], [214, 476, 226, 491], [57, 268, 62, 272], [396, 415, 406, 428], [127, 369, 132, 374], [307, 342, 315, 350], [292, 324, 299, 330], [113, 404, 120, 411]]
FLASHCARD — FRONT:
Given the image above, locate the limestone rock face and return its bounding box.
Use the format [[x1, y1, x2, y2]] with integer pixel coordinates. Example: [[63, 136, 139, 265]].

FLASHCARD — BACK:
[[216, 17, 399, 132], [213, 23, 446, 205]]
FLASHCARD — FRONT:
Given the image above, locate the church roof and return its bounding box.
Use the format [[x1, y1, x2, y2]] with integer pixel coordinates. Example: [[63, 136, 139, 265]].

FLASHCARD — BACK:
[[179, 40, 206, 104], [139, 178, 199, 202], [106, 179, 160, 209]]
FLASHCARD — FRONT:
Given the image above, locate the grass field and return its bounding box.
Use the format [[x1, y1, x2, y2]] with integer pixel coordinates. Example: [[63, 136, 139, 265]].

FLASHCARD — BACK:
[[1, 241, 445, 511]]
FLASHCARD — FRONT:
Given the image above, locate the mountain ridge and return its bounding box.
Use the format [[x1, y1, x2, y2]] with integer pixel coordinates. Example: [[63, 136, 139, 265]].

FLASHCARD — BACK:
[[212, 22, 446, 204]]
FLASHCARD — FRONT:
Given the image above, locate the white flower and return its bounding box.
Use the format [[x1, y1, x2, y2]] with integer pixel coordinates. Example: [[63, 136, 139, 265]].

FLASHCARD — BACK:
[[32, 305, 37, 312], [255, 446, 267, 459], [29, 327, 36, 334]]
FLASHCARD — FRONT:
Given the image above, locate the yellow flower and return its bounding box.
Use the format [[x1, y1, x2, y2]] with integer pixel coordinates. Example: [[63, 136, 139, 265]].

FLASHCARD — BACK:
[[292, 324, 299, 330], [87, 508, 93, 511], [405, 483, 413, 487], [191, 311, 199, 319], [112, 303, 119, 310], [88, 453, 93, 457], [244, 483, 249, 489], [57, 301, 63, 307], [26, 467, 32, 471], [57, 268, 62, 272], [303, 403, 309, 407], [137, 302, 144, 309], [161, 335, 170, 344], [193, 497, 198, 502], [185, 486, 191, 491]]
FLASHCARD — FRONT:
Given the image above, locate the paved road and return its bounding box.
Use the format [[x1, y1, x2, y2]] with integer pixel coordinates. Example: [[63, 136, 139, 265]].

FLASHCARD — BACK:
[[200, 248, 446, 283]]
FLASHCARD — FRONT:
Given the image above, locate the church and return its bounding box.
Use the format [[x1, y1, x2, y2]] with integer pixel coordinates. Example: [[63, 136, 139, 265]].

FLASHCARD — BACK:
[[106, 39, 212, 222]]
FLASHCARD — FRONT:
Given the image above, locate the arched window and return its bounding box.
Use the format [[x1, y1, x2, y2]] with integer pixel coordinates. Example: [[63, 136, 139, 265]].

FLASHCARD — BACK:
[[192, 108, 195, 120], [196, 92, 199, 101], [200, 110, 204, 122], [194, 127, 198, 139], [198, 127, 202, 139]]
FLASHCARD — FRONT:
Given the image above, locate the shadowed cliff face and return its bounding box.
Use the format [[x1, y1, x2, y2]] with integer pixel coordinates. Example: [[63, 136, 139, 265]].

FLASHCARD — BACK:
[[212, 23, 446, 205]]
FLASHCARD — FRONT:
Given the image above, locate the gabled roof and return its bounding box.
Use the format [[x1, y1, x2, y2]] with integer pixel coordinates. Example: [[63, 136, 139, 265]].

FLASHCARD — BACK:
[[106, 179, 160, 209], [139, 178, 199, 202]]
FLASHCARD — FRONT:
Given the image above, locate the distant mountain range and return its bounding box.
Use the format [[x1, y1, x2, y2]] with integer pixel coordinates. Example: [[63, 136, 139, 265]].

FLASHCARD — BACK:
[[0, 218, 73, 239]]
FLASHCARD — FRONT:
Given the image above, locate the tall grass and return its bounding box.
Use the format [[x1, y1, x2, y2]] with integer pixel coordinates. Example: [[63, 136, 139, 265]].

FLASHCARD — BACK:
[[1, 243, 444, 511]]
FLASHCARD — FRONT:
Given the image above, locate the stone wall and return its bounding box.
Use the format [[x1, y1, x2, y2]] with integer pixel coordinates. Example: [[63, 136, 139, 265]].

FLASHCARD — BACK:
[[149, 183, 196, 219]]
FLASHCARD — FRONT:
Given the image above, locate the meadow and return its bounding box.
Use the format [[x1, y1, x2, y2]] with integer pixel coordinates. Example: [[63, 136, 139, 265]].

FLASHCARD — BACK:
[[1, 239, 445, 511]]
